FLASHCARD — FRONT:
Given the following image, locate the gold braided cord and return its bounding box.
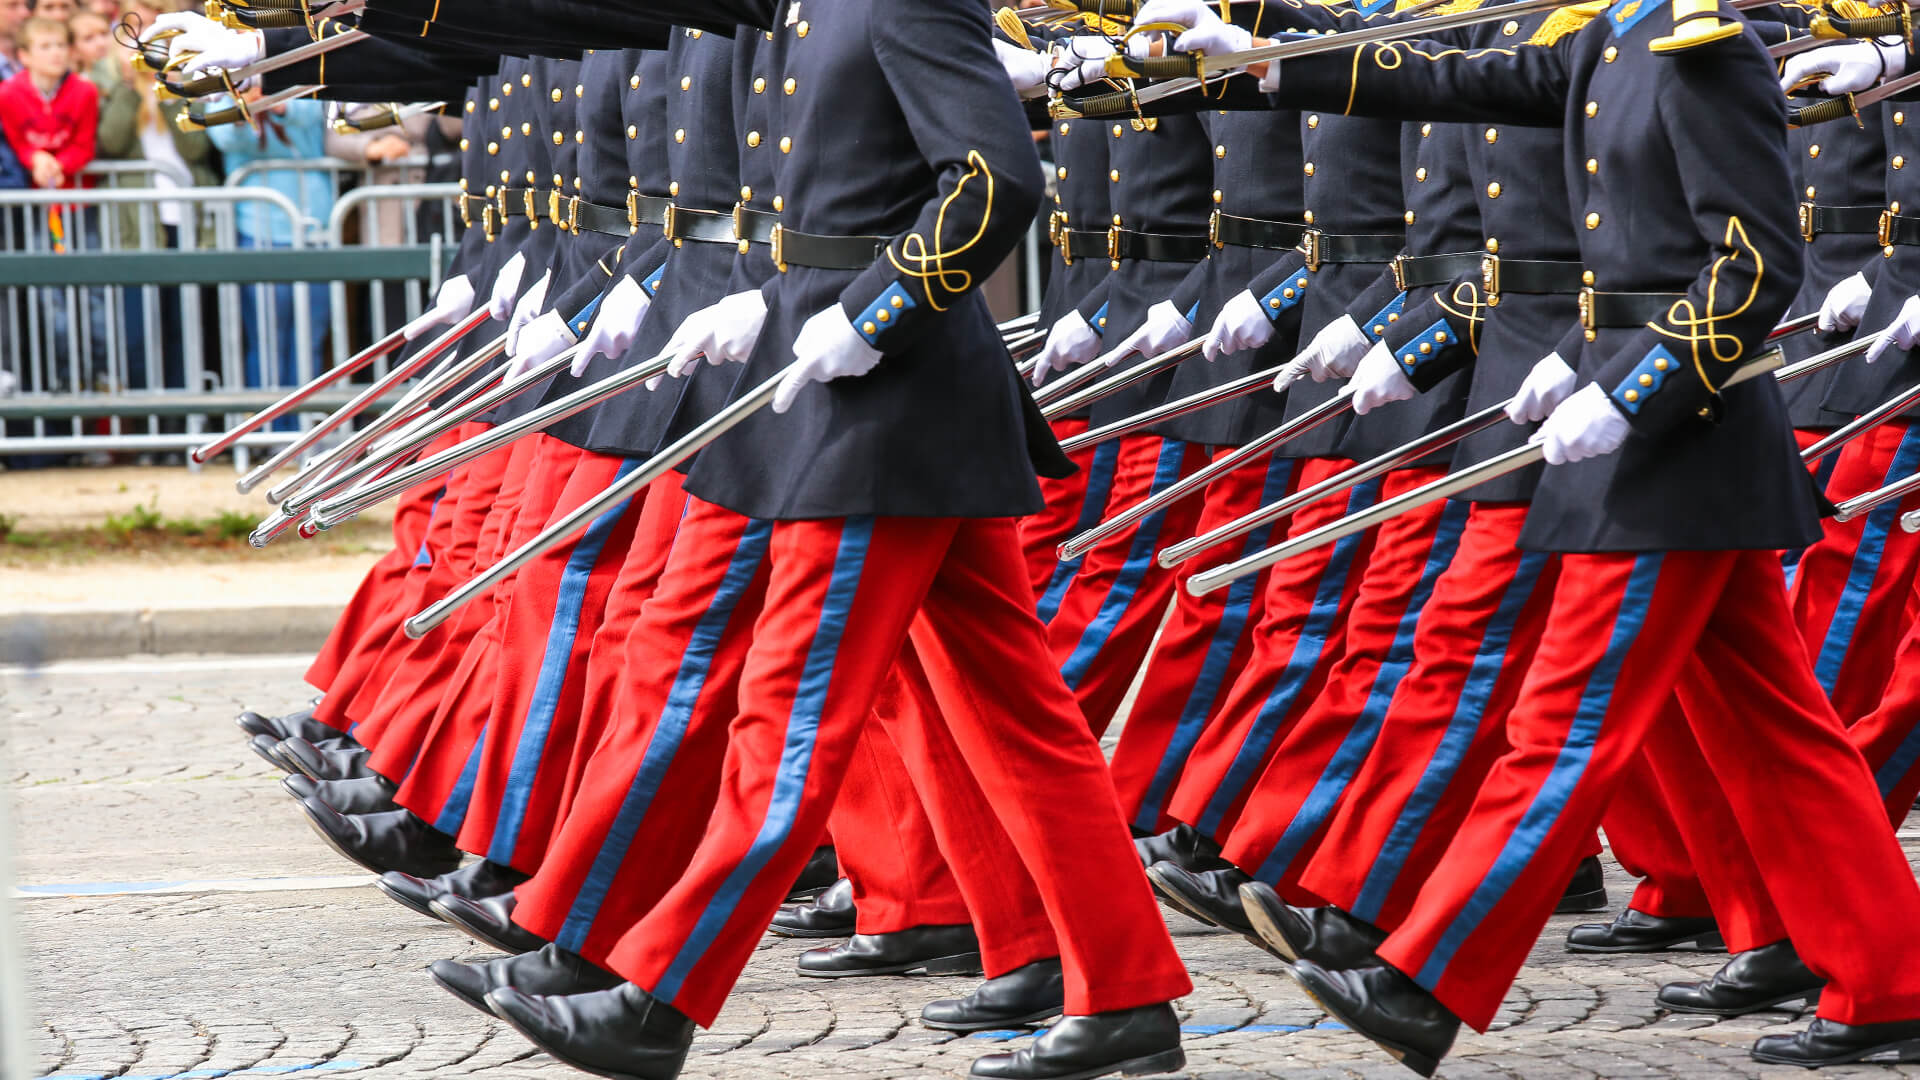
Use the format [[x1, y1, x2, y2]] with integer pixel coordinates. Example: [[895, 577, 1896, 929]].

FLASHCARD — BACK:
[[886, 150, 998, 313], [1527, 0, 1608, 44], [1647, 215, 1763, 394]]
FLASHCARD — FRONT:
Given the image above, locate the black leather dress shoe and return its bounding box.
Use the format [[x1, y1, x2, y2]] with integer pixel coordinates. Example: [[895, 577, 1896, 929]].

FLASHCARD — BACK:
[[1554, 855, 1608, 914], [238, 706, 347, 747], [785, 845, 838, 902], [276, 737, 376, 782], [923, 957, 1065, 1031], [1132, 823, 1232, 874], [769, 877, 856, 938], [1565, 908, 1724, 954], [1752, 1017, 1920, 1066], [1240, 882, 1385, 969], [1289, 960, 1459, 1077], [797, 924, 983, 978], [298, 795, 464, 878], [431, 942, 623, 1015], [1144, 862, 1253, 935], [487, 981, 694, 1080], [283, 773, 398, 815], [1657, 940, 1824, 1016], [969, 1002, 1184, 1080], [250, 733, 296, 773], [432, 890, 549, 954], [378, 858, 527, 919]]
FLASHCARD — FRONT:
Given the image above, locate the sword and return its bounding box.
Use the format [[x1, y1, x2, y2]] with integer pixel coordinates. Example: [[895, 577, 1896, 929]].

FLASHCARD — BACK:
[[1187, 336, 1858, 595], [401, 363, 791, 638], [1054, 347, 1271, 440], [1799, 365, 1920, 467], [189, 325, 409, 464], [1788, 69, 1920, 127], [1031, 347, 1129, 404], [163, 28, 368, 99], [182, 83, 320, 130], [1043, 340, 1206, 421], [333, 100, 445, 135]]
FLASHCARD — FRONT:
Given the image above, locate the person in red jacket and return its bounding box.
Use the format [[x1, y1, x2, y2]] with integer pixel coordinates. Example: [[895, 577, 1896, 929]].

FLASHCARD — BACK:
[[0, 16, 95, 191]]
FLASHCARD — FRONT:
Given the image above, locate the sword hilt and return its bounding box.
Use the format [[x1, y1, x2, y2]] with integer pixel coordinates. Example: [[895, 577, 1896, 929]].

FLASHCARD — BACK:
[[1788, 94, 1858, 128]]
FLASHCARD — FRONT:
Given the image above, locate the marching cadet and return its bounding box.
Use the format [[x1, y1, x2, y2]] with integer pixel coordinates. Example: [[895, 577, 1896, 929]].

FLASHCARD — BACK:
[[1146, 0, 1920, 1072]]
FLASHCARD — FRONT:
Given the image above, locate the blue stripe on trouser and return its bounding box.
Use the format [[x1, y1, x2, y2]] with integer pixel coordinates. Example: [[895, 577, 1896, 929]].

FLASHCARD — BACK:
[[556, 520, 775, 951], [412, 488, 448, 567], [487, 459, 644, 866], [1060, 439, 1193, 690], [1873, 713, 1920, 798], [1130, 455, 1297, 831], [1813, 423, 1920, 693], [1414, 553, 1664, 987], [1350, 551, 1552, 922], [1195, 476, 1385, 835], [1037, 439, 1124, 624], [653, 517, 874, 1001], [1254, 499, 1471, 882], [431, 735, 487, 835]]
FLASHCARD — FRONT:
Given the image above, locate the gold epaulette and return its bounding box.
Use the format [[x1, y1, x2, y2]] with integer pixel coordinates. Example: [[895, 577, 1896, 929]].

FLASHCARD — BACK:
[[1648, 0, 1742, 52], [1527, 0, 1608, 44], [994, 6, 1037, 50], [1828, 0, 1890, 20]]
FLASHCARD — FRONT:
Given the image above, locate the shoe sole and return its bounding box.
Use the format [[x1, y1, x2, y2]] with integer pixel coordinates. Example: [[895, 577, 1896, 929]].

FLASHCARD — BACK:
[[1553, 887, 1609, 915], [766, 922, 857, 939], [373, 876, 442, 921], [484, 993, 663, 1080], [1144, 865, 1257, 938], [1566, 933, 1726, 955], [1285, 964, 1440, 1078], [920, 1005, 1065, 1032], [1750, 1036, 1920, 1066], [994, 1047, 1186, 1080], [427, 898, 543, 955], [1660, 986, 1823, 1017], [250, 738, 297, 774], [1238, 884, 1301, 963], [428, 965, 494, 1017], [797, 951, 984, 979], [297, 800, 463, 881]]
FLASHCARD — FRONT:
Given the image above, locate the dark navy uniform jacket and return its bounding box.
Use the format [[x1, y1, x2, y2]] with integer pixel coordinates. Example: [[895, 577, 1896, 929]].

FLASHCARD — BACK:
[[1823, 101, 1916, 421], [680, 0, 1054, 521], [1256, 0, 1817, 552], [1777, 102, 1881, 428]]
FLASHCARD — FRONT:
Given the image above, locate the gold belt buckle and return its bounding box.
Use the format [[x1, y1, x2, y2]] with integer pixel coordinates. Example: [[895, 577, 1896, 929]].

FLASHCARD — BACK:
[[548, 188, 563, 228], [458, 194, 472, 229], [1390, 254, 1409, 292], [496, 188, 510, 221], [1208, 209, 1222, 249], [662, 203, 678, 240], [1880, 208, 1896, 247], [732, 202, 747, 240], [770, 223, 787, 272], [1799, 201, 1816, 243], [482, 205, 496, 243], [626, 191, 642, 233], [565, 195, 581, 234], [1107, 225, 1122, 263], [524, 188, 540, 227], [1300, 229, 1322, 272], [1578, 286, 1597, 340], [1481, 254, 1500, 300], [1047, 210, 1062, 248]]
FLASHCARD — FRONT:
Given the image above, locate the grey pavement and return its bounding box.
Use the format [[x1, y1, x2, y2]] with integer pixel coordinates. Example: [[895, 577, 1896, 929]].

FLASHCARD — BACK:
[[4, 654, 1919, 1080]]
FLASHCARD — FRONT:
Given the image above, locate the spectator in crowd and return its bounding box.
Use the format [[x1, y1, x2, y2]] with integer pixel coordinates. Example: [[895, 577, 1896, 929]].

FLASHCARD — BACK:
[[69, 9, 107, 69], [32, 0, 76, 22], [85, 0, 116, 17], [94, 0, 218, 391], [207, 89, 331, 411], [327, 105, 431, 344]]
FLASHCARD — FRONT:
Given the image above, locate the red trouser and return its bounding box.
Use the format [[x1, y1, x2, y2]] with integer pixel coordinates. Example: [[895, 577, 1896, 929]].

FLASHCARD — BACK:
[[1378, 549, 1920, 1031], [1789, 420, 1920, 723], [1599, 749, 1717, 922], [1219, 477, 1462, 892], [1045, 435, 1210, 734], [601, 515, 1192, 1026], [1020, 415, 1102, 599], [1287, 504, 1559, 928], [1163, 458, 1382, 838], [509, 498, 772, 961], [304, 429, 450, 699], [1842, 599, 1920, 818], [829, 703, 973, 934], [455, 450, 653, 872], [1107, 451, 1300, 832], [382, 436, 581, 827]]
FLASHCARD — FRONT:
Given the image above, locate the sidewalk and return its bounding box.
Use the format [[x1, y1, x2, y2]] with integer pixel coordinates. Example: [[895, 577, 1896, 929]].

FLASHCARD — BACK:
[[0, 465, 390, 659]]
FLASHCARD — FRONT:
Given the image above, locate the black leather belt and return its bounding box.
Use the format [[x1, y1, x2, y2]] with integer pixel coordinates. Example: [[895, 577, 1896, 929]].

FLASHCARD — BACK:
[[1880, 210, 1920, 247], [458, 192, 488, 228], [664, 205, 739, 245], [1299, 229, 1403, 270], [1579, 288, 1685, 331], [1057, 228, 1107, 264], [1481, 256, 1585, 297], [772, 225, 891, 271], [629, 192, 670, 231], [1798, 202, 1882, 241], [497, 186, 539, 221], [552, 196, 632, 236], [1109, 227, 1209, 263], [1391, 251, 1484, 290], [1210, 210, 1307, 252], [735, 205, 778, 246]]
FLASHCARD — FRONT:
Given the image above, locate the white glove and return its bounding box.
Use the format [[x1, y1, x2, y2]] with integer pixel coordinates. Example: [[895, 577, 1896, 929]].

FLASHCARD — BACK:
[[1349, 342, 1416, 415], [1207, 290, 1275, 363], [504, 311, 576, 380], [1817, 272, 1872, 334], [1292, 314, 1370, 384], [665, 290, 769, 378], [1781, 40, 1907, 95], [1537, 383, 1630, 465], [1032, 310, 1102, 385], [1506, 352, 1577, 424], [772, 307, 885, 414], [145, 12, 262, 76], [506, 271, 551, 352], [574, 276, 651, 376], [1867, 294, 1920, 363], [1095, 301, 1192, 368], [486, 253, 527, 321], [1055, 35, 1151, 92], [402, 274, 473, 340], [995, 40, 1052, 98]]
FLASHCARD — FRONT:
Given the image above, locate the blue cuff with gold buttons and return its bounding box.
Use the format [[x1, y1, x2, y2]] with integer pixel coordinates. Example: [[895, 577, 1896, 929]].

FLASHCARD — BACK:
[[640, 261, 666, 297], [1610, 343, 1678, 415], [853, 282, 918, 346], [568, 291, 605, 337], [1090, 301, 1110, 336], [1362, 292, 1407, 340], [1259, 272, 1312, 323], [1395, 318, 1457, 377]]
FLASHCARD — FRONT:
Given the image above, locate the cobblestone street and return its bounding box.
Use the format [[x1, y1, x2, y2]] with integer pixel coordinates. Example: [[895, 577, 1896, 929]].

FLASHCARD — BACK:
[[6, 654, 1920, 1080]]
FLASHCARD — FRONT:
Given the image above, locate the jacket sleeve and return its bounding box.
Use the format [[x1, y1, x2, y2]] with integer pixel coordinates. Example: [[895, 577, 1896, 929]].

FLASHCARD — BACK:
[[53, 81, 98, 181], [1590, 42, 1804, 433], [1375, 273, 1487, 391], [1268, 34, 1573, 126], [833, 1, 1046, 356]]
